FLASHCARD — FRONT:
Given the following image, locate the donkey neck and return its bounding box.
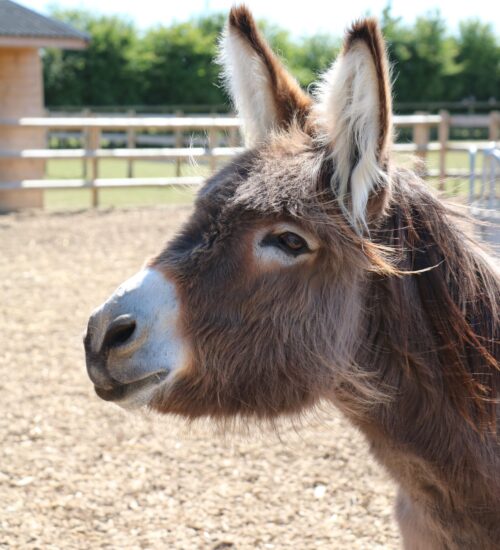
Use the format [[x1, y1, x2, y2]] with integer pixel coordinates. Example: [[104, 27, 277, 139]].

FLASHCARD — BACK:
[[345, 181, 500, 547], [352, 292, 500, 547], [355, 400, 500, 549]]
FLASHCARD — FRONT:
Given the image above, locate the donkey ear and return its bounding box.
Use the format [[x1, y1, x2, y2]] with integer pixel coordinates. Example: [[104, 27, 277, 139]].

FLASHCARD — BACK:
[[219, 5, 311, 147], [314, 18, 393, 229]]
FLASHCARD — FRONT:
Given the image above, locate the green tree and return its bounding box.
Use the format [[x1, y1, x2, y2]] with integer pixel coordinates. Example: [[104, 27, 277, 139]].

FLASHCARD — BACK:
[[42, 7, 499, 109], [293, 34, 340, 87], [139, 17, 224, 106], [382, 6, 460, 103], [454, 20, 500, 100], [43, 10, 141, 106]]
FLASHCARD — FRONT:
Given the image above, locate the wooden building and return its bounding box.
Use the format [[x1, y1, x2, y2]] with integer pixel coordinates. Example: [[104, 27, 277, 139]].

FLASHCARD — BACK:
[[0, 0, 88, 210]]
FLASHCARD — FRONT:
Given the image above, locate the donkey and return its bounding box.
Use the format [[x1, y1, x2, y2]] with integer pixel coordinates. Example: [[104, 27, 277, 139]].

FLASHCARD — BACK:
[[84, 6, 500, 548]]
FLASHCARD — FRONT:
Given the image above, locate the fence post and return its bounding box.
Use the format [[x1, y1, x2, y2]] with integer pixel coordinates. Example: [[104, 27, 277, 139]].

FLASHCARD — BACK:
[[489, 111, 500, 141], [208, 126, 217, 173], [87, 126, 100, 207], [468, 146, 477, 203], [82, 108, 90, 179], [413, 111, 430, 177], [228, 125, 239, 148], [438, 110, 449, 191], [175, 110, 183, 177], [127, 109, 135, 178]]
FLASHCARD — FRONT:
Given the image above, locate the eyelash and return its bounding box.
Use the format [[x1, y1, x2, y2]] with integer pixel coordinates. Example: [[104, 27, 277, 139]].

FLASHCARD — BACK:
[[261, 231, 310, 256]]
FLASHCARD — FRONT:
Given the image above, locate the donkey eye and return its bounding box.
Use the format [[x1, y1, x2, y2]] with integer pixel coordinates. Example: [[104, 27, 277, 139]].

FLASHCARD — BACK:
[[278, 232, 308, 252], [260, 229, 312, 258]]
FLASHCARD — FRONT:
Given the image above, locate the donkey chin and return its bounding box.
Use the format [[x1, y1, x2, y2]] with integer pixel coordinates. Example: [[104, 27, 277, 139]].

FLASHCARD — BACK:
[[84, 267, 186, 409]]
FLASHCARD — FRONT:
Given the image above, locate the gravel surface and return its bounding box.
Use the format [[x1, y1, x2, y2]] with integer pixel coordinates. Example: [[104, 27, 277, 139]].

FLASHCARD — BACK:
[[0, 206, 399, 549]]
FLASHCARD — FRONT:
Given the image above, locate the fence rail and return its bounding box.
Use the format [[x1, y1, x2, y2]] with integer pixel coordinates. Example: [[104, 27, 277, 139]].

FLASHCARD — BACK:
[[0, 147, 244, 160], [0, 111, 499, 207], [0, 116, 241, 129]]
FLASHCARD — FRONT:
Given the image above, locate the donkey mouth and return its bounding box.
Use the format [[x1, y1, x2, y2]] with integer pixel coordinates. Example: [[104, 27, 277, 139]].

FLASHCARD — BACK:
[[94, 370, 169, 402]]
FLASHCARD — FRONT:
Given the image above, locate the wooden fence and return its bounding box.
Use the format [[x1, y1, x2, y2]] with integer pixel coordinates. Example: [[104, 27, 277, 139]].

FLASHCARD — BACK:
[[0, 111, 499, 207]]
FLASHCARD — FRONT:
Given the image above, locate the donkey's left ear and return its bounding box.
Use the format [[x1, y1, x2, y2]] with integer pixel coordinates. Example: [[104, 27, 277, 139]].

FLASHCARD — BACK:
[[314, 18, 393, 229], [218, 6, 312, 147]]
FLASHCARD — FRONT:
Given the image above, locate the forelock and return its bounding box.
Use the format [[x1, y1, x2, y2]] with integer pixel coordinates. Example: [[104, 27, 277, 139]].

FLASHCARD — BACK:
[[230, 127, 327, 215]]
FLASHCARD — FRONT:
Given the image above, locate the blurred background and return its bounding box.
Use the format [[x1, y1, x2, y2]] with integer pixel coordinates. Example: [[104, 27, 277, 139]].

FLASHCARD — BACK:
[[0, 0, 499, 212], [0, 2, 499, 549]]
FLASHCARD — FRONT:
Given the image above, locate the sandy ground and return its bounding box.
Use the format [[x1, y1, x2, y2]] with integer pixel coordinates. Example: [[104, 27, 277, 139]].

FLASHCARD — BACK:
[[0, 206, 399, 549]]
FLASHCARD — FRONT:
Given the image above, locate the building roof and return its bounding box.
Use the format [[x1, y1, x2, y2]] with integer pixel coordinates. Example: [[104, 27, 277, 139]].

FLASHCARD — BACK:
[[0, 0, 89, 48]]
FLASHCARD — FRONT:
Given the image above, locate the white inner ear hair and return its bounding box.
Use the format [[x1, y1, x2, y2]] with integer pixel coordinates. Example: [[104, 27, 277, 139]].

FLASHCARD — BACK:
[[218, 27, 277, 148], [314, 42, 388, 231]]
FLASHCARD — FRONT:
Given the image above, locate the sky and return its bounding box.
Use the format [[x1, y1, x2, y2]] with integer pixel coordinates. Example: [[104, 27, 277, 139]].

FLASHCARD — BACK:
[[19, 0, 500, 37]]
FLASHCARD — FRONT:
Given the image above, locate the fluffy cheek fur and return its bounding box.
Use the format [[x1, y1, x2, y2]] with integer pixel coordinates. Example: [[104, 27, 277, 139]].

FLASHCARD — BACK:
[[151, 251, 363, 420]]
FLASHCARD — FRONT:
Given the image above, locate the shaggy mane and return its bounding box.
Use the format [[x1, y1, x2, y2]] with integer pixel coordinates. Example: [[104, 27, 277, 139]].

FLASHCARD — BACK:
[[230, 130, 500, 431]]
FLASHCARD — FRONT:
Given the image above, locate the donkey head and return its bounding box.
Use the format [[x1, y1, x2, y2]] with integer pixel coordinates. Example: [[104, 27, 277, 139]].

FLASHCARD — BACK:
[[84, 6, 395, 419]]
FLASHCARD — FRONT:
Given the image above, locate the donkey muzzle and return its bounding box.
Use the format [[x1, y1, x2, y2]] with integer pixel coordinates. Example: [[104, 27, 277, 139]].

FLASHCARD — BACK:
[[84, 268, 185, 408]]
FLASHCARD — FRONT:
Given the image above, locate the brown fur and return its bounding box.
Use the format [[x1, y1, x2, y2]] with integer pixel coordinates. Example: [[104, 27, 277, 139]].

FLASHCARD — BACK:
[[105, 10, 500, 548], [149, 127, 499, 545], [228, 6, 312, 130]]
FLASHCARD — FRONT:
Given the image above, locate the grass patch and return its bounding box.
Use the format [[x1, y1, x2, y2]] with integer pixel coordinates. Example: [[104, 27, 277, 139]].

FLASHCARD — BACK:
[[44, 150, 479, 210], [46, 158, 211, 179], [45, 159, 209, 210], [45, 186, 199, 210], [395, 149, 478, 198]]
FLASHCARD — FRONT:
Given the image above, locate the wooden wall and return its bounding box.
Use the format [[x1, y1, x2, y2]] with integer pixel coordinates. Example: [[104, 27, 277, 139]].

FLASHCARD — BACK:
[[0, 47, 45, 210]]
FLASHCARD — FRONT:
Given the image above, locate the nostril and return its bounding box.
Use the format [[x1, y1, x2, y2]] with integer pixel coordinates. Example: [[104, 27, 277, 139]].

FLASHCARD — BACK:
[[102, 315, 137, 351]]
